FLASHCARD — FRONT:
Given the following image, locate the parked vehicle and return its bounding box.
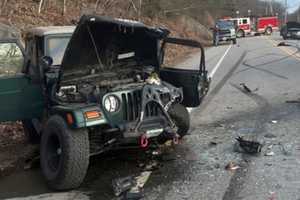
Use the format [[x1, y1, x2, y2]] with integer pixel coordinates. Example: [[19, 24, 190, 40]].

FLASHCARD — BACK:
[[0, 15, 210, 190], [212, 20, 237, 46], [280, 22, 300, 40], [225, 16, 279, 37]]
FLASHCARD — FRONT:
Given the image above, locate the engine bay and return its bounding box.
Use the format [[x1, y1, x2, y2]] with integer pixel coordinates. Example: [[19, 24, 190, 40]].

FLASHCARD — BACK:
[[57, 64, 159, 103]]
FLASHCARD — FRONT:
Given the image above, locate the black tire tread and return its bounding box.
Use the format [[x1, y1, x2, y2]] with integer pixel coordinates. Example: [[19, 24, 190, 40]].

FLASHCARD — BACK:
[[168, 104, 190, 138], [41, 115, 89, 190]]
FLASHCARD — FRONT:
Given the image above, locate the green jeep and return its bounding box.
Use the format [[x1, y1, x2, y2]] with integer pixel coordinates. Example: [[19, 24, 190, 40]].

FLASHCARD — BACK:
[[0, 15, 210, 190]]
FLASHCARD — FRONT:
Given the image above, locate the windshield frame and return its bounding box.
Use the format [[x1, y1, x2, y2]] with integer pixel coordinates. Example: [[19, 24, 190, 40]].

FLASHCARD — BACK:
[[44, 33, 72, 66]]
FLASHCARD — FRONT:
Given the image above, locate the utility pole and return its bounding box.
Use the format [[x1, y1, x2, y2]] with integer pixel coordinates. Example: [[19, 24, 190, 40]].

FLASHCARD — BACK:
[[269, 0, 274, 16], [284, 0, 288, 23]]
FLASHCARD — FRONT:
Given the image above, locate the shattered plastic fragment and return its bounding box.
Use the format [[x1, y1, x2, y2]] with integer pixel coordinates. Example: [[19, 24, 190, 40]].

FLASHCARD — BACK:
[[112, 176, 136, 197], [225, 162, 240, 171], [236, 136, 262, 154], [264, 151, 275, 156]]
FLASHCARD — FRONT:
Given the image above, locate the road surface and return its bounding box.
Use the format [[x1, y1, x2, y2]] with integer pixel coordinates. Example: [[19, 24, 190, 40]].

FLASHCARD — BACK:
[[1, 33, 300, 200]]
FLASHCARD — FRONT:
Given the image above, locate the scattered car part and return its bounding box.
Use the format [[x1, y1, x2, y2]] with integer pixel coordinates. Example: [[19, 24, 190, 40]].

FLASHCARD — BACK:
[[277, 42, 291, 47], [112, 176, 136, 197], [236, 136, 262, 154], [225, 161, 240, 171]]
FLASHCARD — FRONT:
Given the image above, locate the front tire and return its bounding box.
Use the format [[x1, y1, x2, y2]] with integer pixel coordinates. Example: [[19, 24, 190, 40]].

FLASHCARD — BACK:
[[168, 104, 190, 138], [233, 38, 237, 44], [40, 115, 89, 190], [237, 30, 245, 38], [265, 27, 272, 35]]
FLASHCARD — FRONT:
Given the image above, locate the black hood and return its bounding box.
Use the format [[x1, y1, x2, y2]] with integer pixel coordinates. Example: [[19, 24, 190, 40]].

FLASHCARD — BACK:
[[286, 22, 300, 30], [61, 15, 170, 72]]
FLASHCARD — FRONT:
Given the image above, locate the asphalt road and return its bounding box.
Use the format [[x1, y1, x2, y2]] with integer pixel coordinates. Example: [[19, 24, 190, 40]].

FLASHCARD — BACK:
[[1, 33, 300, 200]]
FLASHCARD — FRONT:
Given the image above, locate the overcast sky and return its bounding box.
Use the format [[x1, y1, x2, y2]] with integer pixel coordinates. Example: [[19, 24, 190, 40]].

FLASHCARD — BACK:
[[285, 0, 300, 13]]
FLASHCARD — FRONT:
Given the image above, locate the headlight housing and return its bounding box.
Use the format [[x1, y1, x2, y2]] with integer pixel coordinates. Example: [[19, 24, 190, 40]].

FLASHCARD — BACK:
[[104, 95, 120, 113]]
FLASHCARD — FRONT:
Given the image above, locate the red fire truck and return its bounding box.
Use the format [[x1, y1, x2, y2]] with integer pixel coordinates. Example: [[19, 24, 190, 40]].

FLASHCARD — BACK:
[[224, 16, 279, 37]]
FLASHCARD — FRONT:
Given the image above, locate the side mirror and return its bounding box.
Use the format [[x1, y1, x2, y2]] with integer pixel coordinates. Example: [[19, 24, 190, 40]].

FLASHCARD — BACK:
[[40, 56, 53, 72]]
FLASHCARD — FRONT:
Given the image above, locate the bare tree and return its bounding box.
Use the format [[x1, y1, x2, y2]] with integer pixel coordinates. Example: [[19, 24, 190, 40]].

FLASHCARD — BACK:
[[38, 0, 45, 14], [62, 0, 67, 15], [1, 0, 8, 14]]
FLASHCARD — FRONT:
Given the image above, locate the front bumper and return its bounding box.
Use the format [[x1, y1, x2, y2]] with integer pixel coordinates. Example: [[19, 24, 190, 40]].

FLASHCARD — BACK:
[[218, 34, 236, 41]]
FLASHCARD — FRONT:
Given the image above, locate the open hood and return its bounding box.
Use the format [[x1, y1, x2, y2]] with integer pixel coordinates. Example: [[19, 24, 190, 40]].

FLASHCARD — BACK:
[[61, 15, 170, 72], [0, 23, 21, 41], [286, 22, 300, 30]]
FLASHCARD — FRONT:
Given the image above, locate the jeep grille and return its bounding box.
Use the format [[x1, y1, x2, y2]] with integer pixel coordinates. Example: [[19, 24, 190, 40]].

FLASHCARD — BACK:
[[121, 91, 165, 121]]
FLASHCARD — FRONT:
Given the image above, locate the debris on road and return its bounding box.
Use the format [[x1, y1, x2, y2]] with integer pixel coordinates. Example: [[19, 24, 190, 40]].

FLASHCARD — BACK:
[[277, 42, 291, 46], [225, 162, 240, 171], [264, 133, 277, 138], [271, 120, 278, 124], [112, 176, 136, 197], [279, 143, 293, 156], [264, 151, 275, 156], [112, 171, 152, 198], [236, 136, 262, 154], [239, 83, 259, 93], [286, 99, 300, 104], [240, 83, 252, 93], [139, 160, 161, 171]]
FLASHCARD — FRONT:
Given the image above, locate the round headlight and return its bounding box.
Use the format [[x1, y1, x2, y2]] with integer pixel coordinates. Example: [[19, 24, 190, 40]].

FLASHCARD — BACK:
[[104, 95, 120, 113]]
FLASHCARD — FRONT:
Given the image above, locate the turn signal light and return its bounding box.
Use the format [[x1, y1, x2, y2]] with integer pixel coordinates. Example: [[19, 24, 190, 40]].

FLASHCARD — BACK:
[[66, 113, 74, 125], [85, 111, 101, 119]]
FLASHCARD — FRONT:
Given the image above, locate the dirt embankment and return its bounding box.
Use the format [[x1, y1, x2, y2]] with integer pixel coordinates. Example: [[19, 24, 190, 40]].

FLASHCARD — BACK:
[[0, 0, 212, 177]]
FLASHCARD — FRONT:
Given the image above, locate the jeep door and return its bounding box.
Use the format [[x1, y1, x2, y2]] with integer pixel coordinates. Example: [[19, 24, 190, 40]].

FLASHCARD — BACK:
[[0, 40, 44, 122], [159, 37, 210, 107]]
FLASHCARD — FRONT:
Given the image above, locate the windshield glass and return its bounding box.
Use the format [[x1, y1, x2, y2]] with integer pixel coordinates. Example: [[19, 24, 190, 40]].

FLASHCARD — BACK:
[[216, 21, 234, 29], [0, 42, 23, 76], [46, 36, 71, 66]]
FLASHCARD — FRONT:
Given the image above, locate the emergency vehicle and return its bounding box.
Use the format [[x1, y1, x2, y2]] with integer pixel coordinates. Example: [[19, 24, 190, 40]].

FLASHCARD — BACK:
[[225, 16, 279, 37]]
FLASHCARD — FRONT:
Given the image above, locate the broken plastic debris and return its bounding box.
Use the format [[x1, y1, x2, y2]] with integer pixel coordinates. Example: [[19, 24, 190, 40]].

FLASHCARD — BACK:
[[112, 171, 152, 198], [264, 151, 275, 156], [135, 171, 152, 188], [271, 120, 278, 124], [236, 136, 262, 154], [225, 162, 240, 171], [112, 176, 136, 197], [239, 83, 259, 93], [277, 42, 290, 46]]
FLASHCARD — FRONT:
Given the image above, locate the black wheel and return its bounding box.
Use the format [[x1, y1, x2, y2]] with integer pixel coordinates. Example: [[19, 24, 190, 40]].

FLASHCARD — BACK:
[[168, 104, 190, 138], [237, 30, 244, 38], [40, 115, 89, 190], [265, 27, 272, 35], [22, 119, 40, 144], [233, 38, 237, 44]]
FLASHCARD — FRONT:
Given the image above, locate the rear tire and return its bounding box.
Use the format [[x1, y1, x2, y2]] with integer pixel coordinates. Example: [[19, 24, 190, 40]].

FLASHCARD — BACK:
[[22, 120, 40, 144], [213, 39, 218, 46], [168, 104, 190, 138], [40, 115, 89, 190], [237, 30, 245, 38], [265, 27, 272, 35], [233, 38, 237, 44]]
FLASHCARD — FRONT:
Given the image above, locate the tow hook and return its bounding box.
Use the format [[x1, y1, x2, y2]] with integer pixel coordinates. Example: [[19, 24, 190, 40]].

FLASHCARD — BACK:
[[140, 134, 149, 148]]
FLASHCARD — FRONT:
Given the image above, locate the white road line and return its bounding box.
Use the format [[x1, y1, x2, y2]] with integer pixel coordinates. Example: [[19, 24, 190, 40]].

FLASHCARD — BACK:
[[188, 45, 232, 113], [208, 45, 232, 78]]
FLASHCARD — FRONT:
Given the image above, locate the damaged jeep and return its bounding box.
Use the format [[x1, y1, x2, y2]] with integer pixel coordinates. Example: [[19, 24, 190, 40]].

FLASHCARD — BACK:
[[0, 15, 210, 190]]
